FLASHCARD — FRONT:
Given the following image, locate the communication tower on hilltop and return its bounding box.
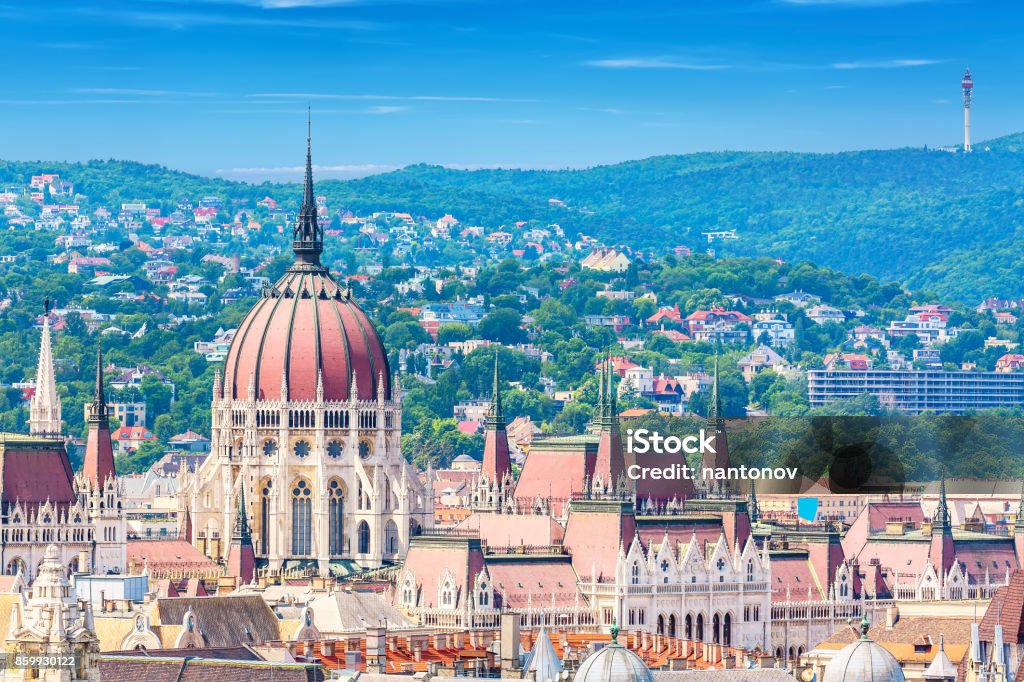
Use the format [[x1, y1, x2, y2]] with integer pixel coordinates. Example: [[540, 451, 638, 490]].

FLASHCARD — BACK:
[[962, 67, 974, 152]]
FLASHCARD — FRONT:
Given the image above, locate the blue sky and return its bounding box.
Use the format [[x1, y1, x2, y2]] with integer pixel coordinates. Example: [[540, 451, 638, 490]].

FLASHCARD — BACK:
[[1, 0, 1021, 179]]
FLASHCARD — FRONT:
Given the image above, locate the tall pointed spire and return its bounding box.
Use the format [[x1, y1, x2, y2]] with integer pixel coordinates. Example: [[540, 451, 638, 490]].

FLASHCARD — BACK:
[[699, 352, 731, 497], [934, 477, 951, 532], [227, 483, 256, 584], [1016, 478, 1024, 528], [233, 485, 251, 540], [707, 351, 724, 428], [481, 350, 511, 485], [486, 350, 504, 427], [82, 346, 115, 487], [88, 346, 107, 423], [29, 297, 62, 437], [292, 108, 323, 266], [606, 349, 616, 418]]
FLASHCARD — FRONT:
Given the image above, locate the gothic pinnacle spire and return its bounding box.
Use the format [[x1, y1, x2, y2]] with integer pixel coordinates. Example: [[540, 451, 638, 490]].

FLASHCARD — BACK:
[[934, 477, 951, 532], [29, 298, 62, 437], [707, 351, 723, 426], [293, 108, 322, 265], [606, 348, 616, 417], [487, 350, 503, 426], [89, 346, 107, 423], [234, 484, 250, 539]]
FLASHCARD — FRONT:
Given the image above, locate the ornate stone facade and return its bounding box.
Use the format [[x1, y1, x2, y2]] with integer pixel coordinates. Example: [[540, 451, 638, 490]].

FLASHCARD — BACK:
[[181, 127, 431, 573]]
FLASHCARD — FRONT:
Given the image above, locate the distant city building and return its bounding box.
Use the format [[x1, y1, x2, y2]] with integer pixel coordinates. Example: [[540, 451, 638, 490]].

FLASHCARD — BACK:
[[808, 369, 1024, 414]]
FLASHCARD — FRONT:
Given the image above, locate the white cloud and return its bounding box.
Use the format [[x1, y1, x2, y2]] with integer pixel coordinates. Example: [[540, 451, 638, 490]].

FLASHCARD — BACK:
[[584, 57, 728, 70], [72, 87, 218, 96], [832, 58, 939, 69]]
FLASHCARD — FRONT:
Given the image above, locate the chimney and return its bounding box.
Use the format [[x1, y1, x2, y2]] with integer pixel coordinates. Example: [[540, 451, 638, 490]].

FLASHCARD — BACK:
[[885, 605, 899, 630], [758, 655, 776, 669], [366, 625, 387, 674], [499, 612, 520, 675]]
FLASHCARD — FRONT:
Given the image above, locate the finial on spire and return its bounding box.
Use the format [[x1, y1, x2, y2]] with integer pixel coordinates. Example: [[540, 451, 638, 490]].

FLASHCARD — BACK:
[[860, 614, 870, 640], [610, 618, 619, 644], [44, 296, 50, 315]]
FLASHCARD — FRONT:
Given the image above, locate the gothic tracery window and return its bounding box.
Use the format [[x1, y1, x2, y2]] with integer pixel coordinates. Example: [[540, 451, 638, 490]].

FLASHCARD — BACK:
[[291, 480, 312, 555]]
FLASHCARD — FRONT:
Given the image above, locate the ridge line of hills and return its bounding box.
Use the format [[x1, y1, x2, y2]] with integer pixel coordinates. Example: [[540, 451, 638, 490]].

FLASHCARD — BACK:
[[4, 130, 1024, 301]]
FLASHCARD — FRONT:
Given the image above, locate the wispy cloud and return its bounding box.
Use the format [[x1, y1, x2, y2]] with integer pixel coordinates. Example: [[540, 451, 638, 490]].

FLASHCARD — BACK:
[[215, 163, 397, 180], [76, 7, 384, 31], [212, 105, 411, 114], [0, 99, 160, 105], [37, 41, 96, 49], [832, 58, 939, 69], [584, 57, 729, 70], [247, 92, 538, 102], [220, 163, 396, 174], [73, 87, 218, 96]]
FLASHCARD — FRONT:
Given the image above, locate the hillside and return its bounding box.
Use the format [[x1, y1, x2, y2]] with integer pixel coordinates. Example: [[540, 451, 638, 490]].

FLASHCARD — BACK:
[[4, 133, 1024, 300]]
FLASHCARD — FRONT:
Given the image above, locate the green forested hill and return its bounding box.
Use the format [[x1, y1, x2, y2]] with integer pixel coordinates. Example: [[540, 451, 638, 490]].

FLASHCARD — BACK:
[[5, 133, 1024, 300]]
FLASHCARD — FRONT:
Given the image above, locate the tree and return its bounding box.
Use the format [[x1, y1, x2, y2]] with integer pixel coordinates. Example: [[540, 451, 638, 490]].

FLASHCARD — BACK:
[[477, 308, 527, 345], [437, 323, 472, 345]]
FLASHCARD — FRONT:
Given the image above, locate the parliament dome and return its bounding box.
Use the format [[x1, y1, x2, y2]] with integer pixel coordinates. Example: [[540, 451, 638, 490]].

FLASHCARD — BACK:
[[822, 617, 905, 682], [222, 129, 391, 404], [574, 625, 654, 682]]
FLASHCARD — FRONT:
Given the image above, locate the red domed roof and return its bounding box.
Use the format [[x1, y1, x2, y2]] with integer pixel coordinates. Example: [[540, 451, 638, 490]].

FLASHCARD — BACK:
[[223, 267, 390, 402], [222, 123, 391, 403]]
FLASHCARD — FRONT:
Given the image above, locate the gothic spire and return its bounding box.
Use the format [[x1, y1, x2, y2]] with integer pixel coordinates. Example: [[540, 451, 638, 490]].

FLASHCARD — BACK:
[[292, 108, 323, 265], [707, 352, 724, 427], [233, 485, 251, 540], [606, 349, 616, 418], [82, 345, 115, 487], [486, 350, 503, 427], [29, 297, 62, 437], [934, 477, 951, 533], [88, 346, 108, 423], [1016, 478, 1024, 528]]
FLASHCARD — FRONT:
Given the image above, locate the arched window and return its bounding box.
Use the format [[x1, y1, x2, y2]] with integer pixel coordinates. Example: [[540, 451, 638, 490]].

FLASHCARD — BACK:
[[668, 614, 676, 638], [631, 562, 640, 585], [384, 520, 399, 556], [723, 613, 732, 646], [656, 614, 665, 635], [684, 614, 693, 639], [478, 580, 490, 607], [358, 521, 370, 555], [260, 481, 272, 553], [712, 613, 721, 644], [329, 480, 344, 555], [747, 560, 754, 582], [402, 578, 415, 607], [696, 614, 704, 642], [291, 480, 312, 555]]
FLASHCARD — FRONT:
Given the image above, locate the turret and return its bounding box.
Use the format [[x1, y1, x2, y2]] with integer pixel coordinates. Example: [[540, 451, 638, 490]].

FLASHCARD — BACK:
[[81, 347, 116, 488], [29, 297, 62, 437]]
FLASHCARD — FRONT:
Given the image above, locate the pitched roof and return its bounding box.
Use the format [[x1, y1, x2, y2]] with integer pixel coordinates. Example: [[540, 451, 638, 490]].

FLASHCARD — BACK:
[[155, 595, 283, 647], [99, 655, 325, 682]]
